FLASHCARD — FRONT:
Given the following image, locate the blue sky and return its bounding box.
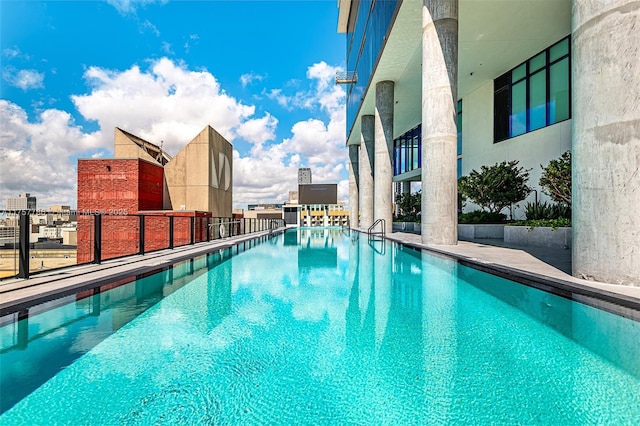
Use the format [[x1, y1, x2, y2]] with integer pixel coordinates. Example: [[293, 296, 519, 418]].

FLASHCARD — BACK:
[[0, 0, 347, 209]]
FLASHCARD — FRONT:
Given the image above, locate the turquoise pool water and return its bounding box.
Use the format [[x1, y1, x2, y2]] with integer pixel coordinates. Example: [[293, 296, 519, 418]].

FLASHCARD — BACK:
[[1, 228, 639, 424]]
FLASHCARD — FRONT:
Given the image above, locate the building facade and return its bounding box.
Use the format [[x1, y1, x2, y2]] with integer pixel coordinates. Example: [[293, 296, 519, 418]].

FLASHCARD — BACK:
[[338, 0, 639, 285], [298, 168, 312, 184], [76, 126, 231, 263], [5, 193, 36, 210]]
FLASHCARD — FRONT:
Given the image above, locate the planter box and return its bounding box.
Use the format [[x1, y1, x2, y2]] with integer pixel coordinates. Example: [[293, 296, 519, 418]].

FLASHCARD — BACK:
[[504, 226, 572, 249], [458, 224, 505, 240], [392, 222, 420, 233]]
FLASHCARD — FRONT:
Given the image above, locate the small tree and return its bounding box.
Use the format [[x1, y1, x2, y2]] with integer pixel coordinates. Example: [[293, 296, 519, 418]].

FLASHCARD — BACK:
[[539, 150, 571, 207], [458, 160, 531, 215], [395, 190, 421, 222]]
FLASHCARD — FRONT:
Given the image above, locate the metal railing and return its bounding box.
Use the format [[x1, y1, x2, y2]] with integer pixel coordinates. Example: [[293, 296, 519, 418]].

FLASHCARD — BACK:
[[335, 71, 358, 84], [0, 210, 285, 280], [367, 219, 386, 239]]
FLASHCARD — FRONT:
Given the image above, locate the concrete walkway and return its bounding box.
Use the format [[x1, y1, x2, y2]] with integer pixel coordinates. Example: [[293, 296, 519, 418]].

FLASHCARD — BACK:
[[383, 231, 640, 309]]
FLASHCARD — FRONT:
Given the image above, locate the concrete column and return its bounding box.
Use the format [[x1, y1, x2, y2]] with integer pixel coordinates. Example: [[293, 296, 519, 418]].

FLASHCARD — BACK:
[[359, 115, 375, 230], [348, 144, 360, 229], [421, 0, 458, 245], [402, 181, 411, 195], [374, 80, 395, 234], [572, 0, 640, 285]]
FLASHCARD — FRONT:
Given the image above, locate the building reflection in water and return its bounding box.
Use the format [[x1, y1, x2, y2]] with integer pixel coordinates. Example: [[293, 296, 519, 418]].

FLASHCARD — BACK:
[[0, 255, 220, 414]]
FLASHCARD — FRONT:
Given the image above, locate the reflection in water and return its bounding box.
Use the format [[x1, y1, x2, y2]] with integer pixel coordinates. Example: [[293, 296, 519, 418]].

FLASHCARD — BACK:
[[297, 228, 338, 270], [0, 252, 232, 415], [207, 253, 232, 331], [421, 252, 457, 422], [459, 266, 640, 378]]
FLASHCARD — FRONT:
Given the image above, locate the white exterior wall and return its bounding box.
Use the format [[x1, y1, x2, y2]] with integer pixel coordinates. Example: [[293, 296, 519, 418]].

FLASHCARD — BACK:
[[461, 80, 572, 219]]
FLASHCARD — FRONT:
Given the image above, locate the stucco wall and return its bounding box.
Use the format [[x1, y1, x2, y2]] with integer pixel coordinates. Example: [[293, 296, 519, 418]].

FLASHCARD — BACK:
[[461, 80, 572, 219]]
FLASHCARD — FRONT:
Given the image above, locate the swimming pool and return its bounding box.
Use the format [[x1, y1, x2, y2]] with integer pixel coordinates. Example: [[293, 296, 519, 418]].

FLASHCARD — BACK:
[[1, 228, 639, 424]]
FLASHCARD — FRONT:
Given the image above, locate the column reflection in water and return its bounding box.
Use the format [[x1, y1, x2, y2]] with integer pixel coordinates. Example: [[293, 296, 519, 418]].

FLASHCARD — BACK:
[[206, 252, 232, 331], [421, 251, 457, 422], [373, 239, 391, 347], [345, 231, 360, 348], [356, 234, 376, 351]]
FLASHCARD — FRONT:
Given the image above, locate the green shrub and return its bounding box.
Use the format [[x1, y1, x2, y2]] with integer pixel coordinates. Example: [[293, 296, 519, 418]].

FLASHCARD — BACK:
[[524, 200, 571, 220], [395, 190, 421, 222], [510, 217, 572, 229], [540, 150, 571, 208], [458, 210, 507, 224], [553, 203, 571, 220], [524, 201, 556, 220], [458, 160, 531, 216]]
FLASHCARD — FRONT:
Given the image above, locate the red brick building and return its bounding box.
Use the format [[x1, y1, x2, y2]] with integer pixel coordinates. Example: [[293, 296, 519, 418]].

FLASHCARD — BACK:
[[76, 126, 230, 263]]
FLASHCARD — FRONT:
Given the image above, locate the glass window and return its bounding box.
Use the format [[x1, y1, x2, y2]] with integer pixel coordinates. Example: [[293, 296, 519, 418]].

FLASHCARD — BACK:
[[412, 136, 419, 170], [550, 38, 569, 62], [494, 36, 570, 142], [346, 0, 400, 139], [549, 58, 570, 123], [529, 52, 546, 73], [393, 125, 421, 176], [511, 81, 527, 137], [529, 70, 547, 131], [512, 63, 526, 82], [494, 74, 510, 142]]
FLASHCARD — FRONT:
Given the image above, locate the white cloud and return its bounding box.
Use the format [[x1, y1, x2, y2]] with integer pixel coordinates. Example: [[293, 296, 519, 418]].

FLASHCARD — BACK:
[[140, 20, 160, 36], [0, 100, 103, 208], [232, 61, 348, 207], [236, 113, 278, 145], [105, 0, 166, 15], [71, 57, 257, 155], [161, 41, 173, 55], [3, 68, 45, 90], [239, 72, 265, 88], [3, 47, 22, 59], [263, 88, 292, 109], [0, 58, 348, 209]]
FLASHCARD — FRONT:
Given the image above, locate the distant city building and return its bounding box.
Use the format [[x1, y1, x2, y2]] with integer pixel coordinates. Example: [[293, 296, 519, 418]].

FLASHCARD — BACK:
[[48, 205, 75, 224], [5, 193, 36, 210], [283, 177, 348, 227], [247, 203, 283, 211], [298, 168, 312, 184], [298, 184, 337, 205]]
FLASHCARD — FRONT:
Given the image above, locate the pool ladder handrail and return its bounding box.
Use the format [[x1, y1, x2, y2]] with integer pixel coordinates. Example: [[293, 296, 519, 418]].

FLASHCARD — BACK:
[[341, 217, 350, 235], [367, 219, 385, 240]]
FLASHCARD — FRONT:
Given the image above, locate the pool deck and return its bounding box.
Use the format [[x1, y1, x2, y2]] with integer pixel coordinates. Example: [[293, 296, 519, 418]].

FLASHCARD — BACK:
[[1, 227, 639, 318]]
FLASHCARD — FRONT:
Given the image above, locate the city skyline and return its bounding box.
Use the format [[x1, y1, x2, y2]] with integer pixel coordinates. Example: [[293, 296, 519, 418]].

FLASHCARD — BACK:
[[0, 0, 348, 210]]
